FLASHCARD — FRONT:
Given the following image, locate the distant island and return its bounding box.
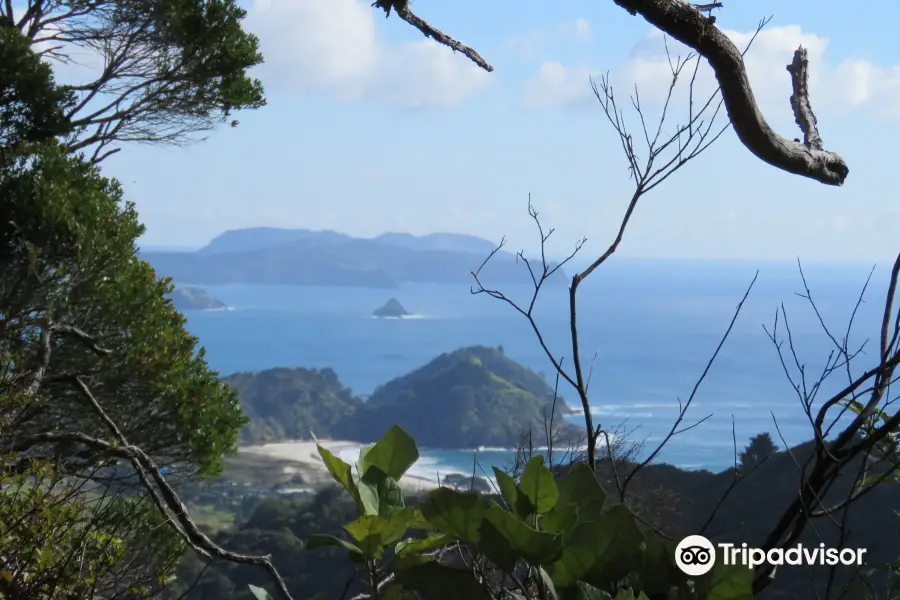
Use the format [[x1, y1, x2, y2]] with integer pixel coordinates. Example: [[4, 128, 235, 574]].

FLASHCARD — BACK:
[[226, 345, 578, 449], [373, 298, 411, 318], [140, 228, 568, 288], [167, 286, 227, 311]]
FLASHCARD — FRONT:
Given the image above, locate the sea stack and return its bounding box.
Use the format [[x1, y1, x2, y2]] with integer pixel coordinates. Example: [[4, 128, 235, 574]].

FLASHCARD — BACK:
[[373, 298, 411, 318]]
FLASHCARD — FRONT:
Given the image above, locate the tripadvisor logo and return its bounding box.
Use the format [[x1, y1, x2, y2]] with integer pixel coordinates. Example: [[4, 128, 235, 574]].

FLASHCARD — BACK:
[[675, 535, 868, 576], [675, 535, 716, 576]]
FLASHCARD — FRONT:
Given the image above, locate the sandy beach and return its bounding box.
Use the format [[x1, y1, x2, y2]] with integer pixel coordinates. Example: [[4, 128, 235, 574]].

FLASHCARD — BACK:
[[239, 439, 441, 492]]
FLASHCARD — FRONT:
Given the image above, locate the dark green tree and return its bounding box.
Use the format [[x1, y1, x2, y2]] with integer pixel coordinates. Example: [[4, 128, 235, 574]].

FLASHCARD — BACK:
[[738, 432, 779, 474], [0, 24, 246, 599], [2, 0, 265, 161]]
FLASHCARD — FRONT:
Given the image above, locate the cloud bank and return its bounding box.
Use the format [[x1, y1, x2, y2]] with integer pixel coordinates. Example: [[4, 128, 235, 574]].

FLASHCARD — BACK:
[[244, 0, 491, 109], [525, 25, 900, 118]]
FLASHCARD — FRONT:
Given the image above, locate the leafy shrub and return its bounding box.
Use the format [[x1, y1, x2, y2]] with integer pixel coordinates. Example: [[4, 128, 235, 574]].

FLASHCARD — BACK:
[[249, 426, 754, 600]]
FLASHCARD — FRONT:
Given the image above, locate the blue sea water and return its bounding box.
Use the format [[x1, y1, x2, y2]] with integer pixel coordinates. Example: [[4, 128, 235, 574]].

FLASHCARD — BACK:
[[178, 259, 891, 475]]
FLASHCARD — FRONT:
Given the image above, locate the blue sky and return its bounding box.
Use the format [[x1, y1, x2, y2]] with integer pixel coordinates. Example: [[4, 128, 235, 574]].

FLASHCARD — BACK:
[[54, 0, 900, 261]]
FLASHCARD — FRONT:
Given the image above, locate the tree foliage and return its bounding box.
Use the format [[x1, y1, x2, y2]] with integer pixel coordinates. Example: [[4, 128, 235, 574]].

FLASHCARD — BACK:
[[251, 426, 754, 600], [2, 0, 266, 160], [0, 26, 72, 158], [1, 22, 247, 598], [737, 433, 778, 474]]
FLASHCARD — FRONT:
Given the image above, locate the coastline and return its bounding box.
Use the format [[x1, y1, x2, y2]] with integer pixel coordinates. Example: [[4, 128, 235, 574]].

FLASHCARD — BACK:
[[239, 439, 441, 492]]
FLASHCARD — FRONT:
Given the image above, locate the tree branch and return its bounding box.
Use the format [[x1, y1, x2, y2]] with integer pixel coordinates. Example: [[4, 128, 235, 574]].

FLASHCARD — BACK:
[[611, 0, 848, 186], [373, 0, 493, 72]]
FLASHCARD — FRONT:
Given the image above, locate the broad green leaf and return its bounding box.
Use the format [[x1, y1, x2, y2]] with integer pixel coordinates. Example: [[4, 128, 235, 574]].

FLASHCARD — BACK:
[[406, 508, 432, 530], [564, 582, 612, 600], [381, 583, 414, 600], [637, 532, 683, 596], [248, 584, 274, 600], [541, 502, 579, 539], [393, 549, 438, 570], [520, 456, 559, 514], [539, 566, 559, 600], [420, 487, 486, 544], [357, 477, 381, 517], [393, 563, 492, 600], [550, 546, 598, 588], [305, 534, 364, 561], [313, 436, 361, 507], [477, 516, 517, 572], [484, 504, 564, 565], [612, 589, 649, 600], [493, 466, 533, 518], [699, 562, 754, 600], [556, 462, 606, 522], [395, 533, 452, 557], [357, 425, 419, 480], [358, 465, 404, 516], [579, 505, 645, 585], [343, 510, 414, 558]]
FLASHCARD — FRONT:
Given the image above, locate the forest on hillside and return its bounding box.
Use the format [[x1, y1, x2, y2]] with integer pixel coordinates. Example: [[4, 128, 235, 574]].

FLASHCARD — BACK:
[[229, 346, 579, 448], [1, 2, 897, 600]]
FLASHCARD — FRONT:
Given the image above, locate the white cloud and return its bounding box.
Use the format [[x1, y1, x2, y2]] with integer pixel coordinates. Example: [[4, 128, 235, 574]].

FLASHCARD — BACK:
[[500, 18, 592, 60], [524, 62, 598, 109], [244, 0, 490, 108], [571, 18, 591, 41], [526, 24, 900, 118], [622, 26, 900, 118]]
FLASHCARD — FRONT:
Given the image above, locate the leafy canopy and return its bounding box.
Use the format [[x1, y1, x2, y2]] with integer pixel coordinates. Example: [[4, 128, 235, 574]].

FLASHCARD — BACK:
[[4, 0, 265, 158]]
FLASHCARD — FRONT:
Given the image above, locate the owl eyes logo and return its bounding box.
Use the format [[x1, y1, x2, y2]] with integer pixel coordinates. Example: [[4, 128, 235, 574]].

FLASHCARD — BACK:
[[675, 535, 716, 576]]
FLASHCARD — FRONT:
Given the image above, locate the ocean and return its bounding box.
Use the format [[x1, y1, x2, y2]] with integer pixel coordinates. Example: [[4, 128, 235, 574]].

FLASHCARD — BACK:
[[178, 258, 890, 476]]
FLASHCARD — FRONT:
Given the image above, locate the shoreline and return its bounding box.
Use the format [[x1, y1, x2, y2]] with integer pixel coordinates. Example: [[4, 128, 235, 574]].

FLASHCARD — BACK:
[[239, 439, 441, 491]]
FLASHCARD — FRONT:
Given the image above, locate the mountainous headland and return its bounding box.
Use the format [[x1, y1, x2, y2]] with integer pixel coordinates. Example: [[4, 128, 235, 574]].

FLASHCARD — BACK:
[[140, 228, 568, 288], [225, 345, 577, 449]]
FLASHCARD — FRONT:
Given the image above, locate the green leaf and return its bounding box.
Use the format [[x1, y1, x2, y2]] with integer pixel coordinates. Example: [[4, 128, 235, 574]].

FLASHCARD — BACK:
[[357, 425, 419, 480], [395, 533, 452, 557], [314, 436, 361, 507], [539, 566, 559, 600], [420, 487, 486, 544], [579, 505, 645, 585], [342, 510, 414, 559], [358, 466, 405, 517], [305, 534, 364, 561], [405, 508, 433, 530], [392, 552, 437, 570], [247, 584, 274, 600], [555, 462, 606, 522], [550, 504, 643, 589], [393, 563, 492, 600], [613, 589, 649, 600], [494, 466, 533, 518], [520, 456, 559, 515], [484, 504, 564, 565], [563, 582, 612, 600], [477, 516, 517, 572], [550, 546, 598, 588], [636, 532, 682, 596], [381, 583, 415, 600], [699, 562, 754, 600], [541, 501, 579, 539]]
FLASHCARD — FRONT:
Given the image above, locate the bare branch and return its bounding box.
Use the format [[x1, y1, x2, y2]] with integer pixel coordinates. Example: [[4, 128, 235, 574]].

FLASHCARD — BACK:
[[611, 0, 849, 185], [373, 1, 493, 72]]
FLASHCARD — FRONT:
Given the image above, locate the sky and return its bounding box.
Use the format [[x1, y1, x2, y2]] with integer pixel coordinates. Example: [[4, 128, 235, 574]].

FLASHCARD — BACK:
[[37, 0, 900, 261]]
